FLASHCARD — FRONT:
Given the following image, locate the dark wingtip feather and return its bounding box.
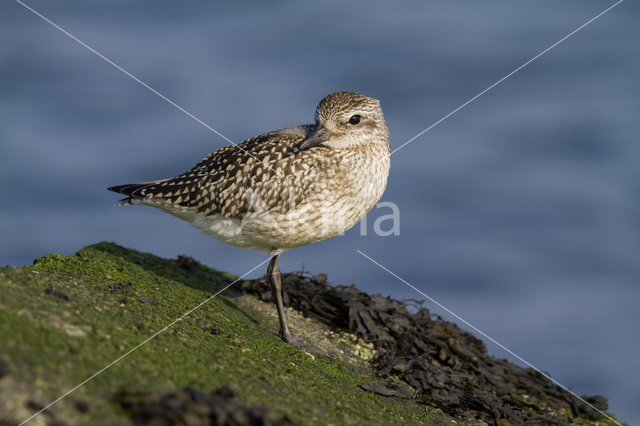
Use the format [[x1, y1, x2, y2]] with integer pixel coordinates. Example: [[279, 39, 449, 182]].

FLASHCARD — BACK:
[[108, 183, 138, 195], [108, 183, 151, 206]]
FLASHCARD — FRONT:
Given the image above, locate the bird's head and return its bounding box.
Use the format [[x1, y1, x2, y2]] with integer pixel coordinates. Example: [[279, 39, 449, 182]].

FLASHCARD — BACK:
[[299, 91, 389, 151]]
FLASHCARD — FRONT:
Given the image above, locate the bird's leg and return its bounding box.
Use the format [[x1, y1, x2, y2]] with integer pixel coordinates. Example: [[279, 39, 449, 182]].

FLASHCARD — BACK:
[[267, 254, 295, 345]]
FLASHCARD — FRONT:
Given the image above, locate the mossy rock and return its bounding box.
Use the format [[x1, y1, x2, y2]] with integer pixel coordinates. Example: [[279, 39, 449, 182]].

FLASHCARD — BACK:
[[0, 242, 464, 425]]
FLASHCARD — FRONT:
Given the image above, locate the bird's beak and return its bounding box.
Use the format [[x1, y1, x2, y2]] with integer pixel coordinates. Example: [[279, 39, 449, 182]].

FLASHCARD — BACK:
[[299, 126, 332, 150]]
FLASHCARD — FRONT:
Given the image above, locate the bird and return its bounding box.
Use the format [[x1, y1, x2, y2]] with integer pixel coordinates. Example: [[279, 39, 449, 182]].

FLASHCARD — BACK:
[[108, 91, 390, 345]]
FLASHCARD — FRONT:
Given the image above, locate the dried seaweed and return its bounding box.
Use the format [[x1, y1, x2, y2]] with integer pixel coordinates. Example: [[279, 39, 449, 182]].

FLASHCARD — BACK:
[[247, 272, 608, 425], [116, 386, 297, 426]]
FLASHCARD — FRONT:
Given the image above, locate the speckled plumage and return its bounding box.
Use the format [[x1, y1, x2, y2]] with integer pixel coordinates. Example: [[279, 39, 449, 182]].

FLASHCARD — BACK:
[[109, 92, 391, 255], [109, 91, 390, 345]]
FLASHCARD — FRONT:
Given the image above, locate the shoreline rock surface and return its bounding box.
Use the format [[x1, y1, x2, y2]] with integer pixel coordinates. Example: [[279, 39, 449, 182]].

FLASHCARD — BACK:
[[0, 242, 626, 426]]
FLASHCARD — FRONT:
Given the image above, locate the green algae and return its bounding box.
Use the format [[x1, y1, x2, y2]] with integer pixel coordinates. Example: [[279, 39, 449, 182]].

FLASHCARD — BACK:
[[0, 242, 459, 426], [2, 242, 625, 426]]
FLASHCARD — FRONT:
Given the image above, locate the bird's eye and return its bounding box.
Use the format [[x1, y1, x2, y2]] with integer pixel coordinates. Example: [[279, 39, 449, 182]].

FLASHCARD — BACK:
[[348, 115, 361, 125]]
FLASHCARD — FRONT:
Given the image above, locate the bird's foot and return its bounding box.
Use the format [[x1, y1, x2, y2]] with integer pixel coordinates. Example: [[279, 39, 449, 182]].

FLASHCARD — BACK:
[[279, 330, 303, 348]]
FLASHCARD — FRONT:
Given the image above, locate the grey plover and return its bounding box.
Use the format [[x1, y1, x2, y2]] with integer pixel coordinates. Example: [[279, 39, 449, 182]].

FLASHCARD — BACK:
[[109, 91, 390, 345]]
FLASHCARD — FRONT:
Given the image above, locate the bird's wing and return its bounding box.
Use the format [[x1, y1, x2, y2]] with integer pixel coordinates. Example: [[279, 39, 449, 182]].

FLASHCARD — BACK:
[[107, 125, 326, 217]]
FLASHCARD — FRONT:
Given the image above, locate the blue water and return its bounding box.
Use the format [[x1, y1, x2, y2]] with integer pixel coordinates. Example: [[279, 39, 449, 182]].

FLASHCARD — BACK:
[[2, 1, 639, 423]]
